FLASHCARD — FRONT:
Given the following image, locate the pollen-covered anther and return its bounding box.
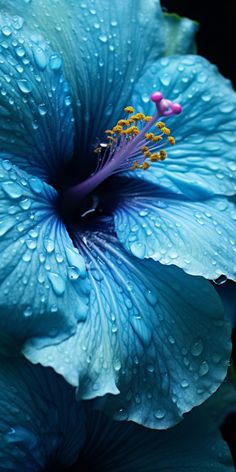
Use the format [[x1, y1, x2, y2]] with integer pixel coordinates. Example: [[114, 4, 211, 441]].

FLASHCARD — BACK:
[[130, 161, 140, 170], [143, 115, 152, 122], [140, 162, 150, 170], [160, 150, 167, 160], [168, 136, 176, 145], [105, 129, 114, 135], [132, 113, 145, 121], [112, 125, 123, 133], [152, 135, 163, 143], [156, 121, 165, 129], [94, 147, 102, 154], [144, 150, 152, 158], [162, 127, 171, 136], [145, 132, 155, 140], [124, 106, 135, 114], [117, 119, 129, 126], [150, 153, 160, 162]]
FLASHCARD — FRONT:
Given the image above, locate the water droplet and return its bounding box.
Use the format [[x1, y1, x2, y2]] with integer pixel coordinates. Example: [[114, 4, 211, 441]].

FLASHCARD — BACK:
[[44, 239, 55, 254], [98, 34, 108, 43], [113, 408, 128, 421], [191, 341, 203, 357], [29, 177, 43, 194], [130, 315, 152, 346], [38, 103, 47, 116], [130, 241, 146, 258], [23, 306, 33, 317], [2, 181, 22, 199], [154, 408, 166, 419], [2, 26, 12, 37], [49, 53, 62, 71], [48, 272, 65, 296], [213, 275, 227, 285], [68, 266, 80, 280], [199, 361, 209, 376], [145, 290, 158, 306], [66, 247, 86, 278], [17, 79, 33, 94], [33, 46, 48, 70], [181, 379, 189, 388]]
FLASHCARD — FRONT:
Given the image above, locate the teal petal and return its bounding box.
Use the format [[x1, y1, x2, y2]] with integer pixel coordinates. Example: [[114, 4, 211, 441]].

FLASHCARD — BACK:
[[80, 392, 234, 471], [163, 13, 198, 55], [0, 159, 90, 348], [1, 0, 164, 157], [0, 11, 74, 182], [24, 232, 231, 429], [0, 355, 86, 470], [132, 55, 236, 198], [113, 178, 236, 280]]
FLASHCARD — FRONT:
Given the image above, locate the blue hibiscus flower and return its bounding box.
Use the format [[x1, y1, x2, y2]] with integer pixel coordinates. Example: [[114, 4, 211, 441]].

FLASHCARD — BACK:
[[0, 2, 235, 429], [0, 355, 234, 471]]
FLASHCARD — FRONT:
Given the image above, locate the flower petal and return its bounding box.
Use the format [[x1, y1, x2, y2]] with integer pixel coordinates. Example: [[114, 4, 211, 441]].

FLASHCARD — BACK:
[[132, 55, 236, 198], [0, 355, 86, 470], [80, 393, 234, 472], [163, 13, 198, 55], [0, 12, 74, 182], [2, 0, 164, 157], [24, 231, 231, 429], [0, 159, 90, 348], [113, 178, 236, 280]]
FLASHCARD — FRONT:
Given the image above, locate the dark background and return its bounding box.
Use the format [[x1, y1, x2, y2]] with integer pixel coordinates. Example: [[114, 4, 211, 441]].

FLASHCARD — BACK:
[[162, 0, 236, 88]]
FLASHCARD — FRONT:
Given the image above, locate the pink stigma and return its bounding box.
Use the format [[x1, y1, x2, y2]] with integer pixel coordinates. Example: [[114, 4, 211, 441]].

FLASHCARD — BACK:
[[151, 91, 182, 117]]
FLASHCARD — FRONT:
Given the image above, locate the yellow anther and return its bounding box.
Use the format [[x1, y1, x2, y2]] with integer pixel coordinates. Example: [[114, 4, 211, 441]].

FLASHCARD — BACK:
[[144, 150, 152, 158], [160, 150, 167, 160], [113, 125, 123, 133], [162, 127, 171, 136], [105, 129, 114, 135], [152, 135, 163, 143], [150, 153, 160, 162], [156, 121, 165, 129], [117, 119, 129, 126], [127, 118, 135, 124], [141, 162, 150, 170], [145, 132, 154, 140], [143, 116, 152, 122], [130, 161, 140, 170], [124, 106, 134, 114], [94, 147, 102, 154], [107, 136, 116, 141], [130, 126, 139, 135], [168, 136, 176, 145], [141, 145, 149, 152], [132, 113, 145, 121]]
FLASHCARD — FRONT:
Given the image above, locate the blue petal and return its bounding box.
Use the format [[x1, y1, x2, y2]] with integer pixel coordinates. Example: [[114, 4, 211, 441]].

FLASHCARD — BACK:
[[216, 281, 236, 327], [132, 55, 236, 198], [113, 178, 236, 280], [0, 355, 86, 470], [163, 13, 198, 55], [0, 159, 90, 348], [81, 391, 234, 471], [2, 1, 164, 156], [0, 12, 74, 182], [24, 231, 231, 429]]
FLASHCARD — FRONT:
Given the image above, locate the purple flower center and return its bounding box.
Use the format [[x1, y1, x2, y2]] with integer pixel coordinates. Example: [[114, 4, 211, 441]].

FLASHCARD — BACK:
[[63, 92, 181, 207]]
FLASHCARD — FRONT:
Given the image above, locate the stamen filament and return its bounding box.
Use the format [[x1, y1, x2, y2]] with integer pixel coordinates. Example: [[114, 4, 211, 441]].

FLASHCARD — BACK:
[[64, 92, 182, 203]]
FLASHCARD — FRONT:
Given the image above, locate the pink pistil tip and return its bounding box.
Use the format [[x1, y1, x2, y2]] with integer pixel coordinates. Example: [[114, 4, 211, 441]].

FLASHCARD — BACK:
[[150, 91, 163, 103], [151, 91, 182, 117], [172, 103, 182, 114]]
